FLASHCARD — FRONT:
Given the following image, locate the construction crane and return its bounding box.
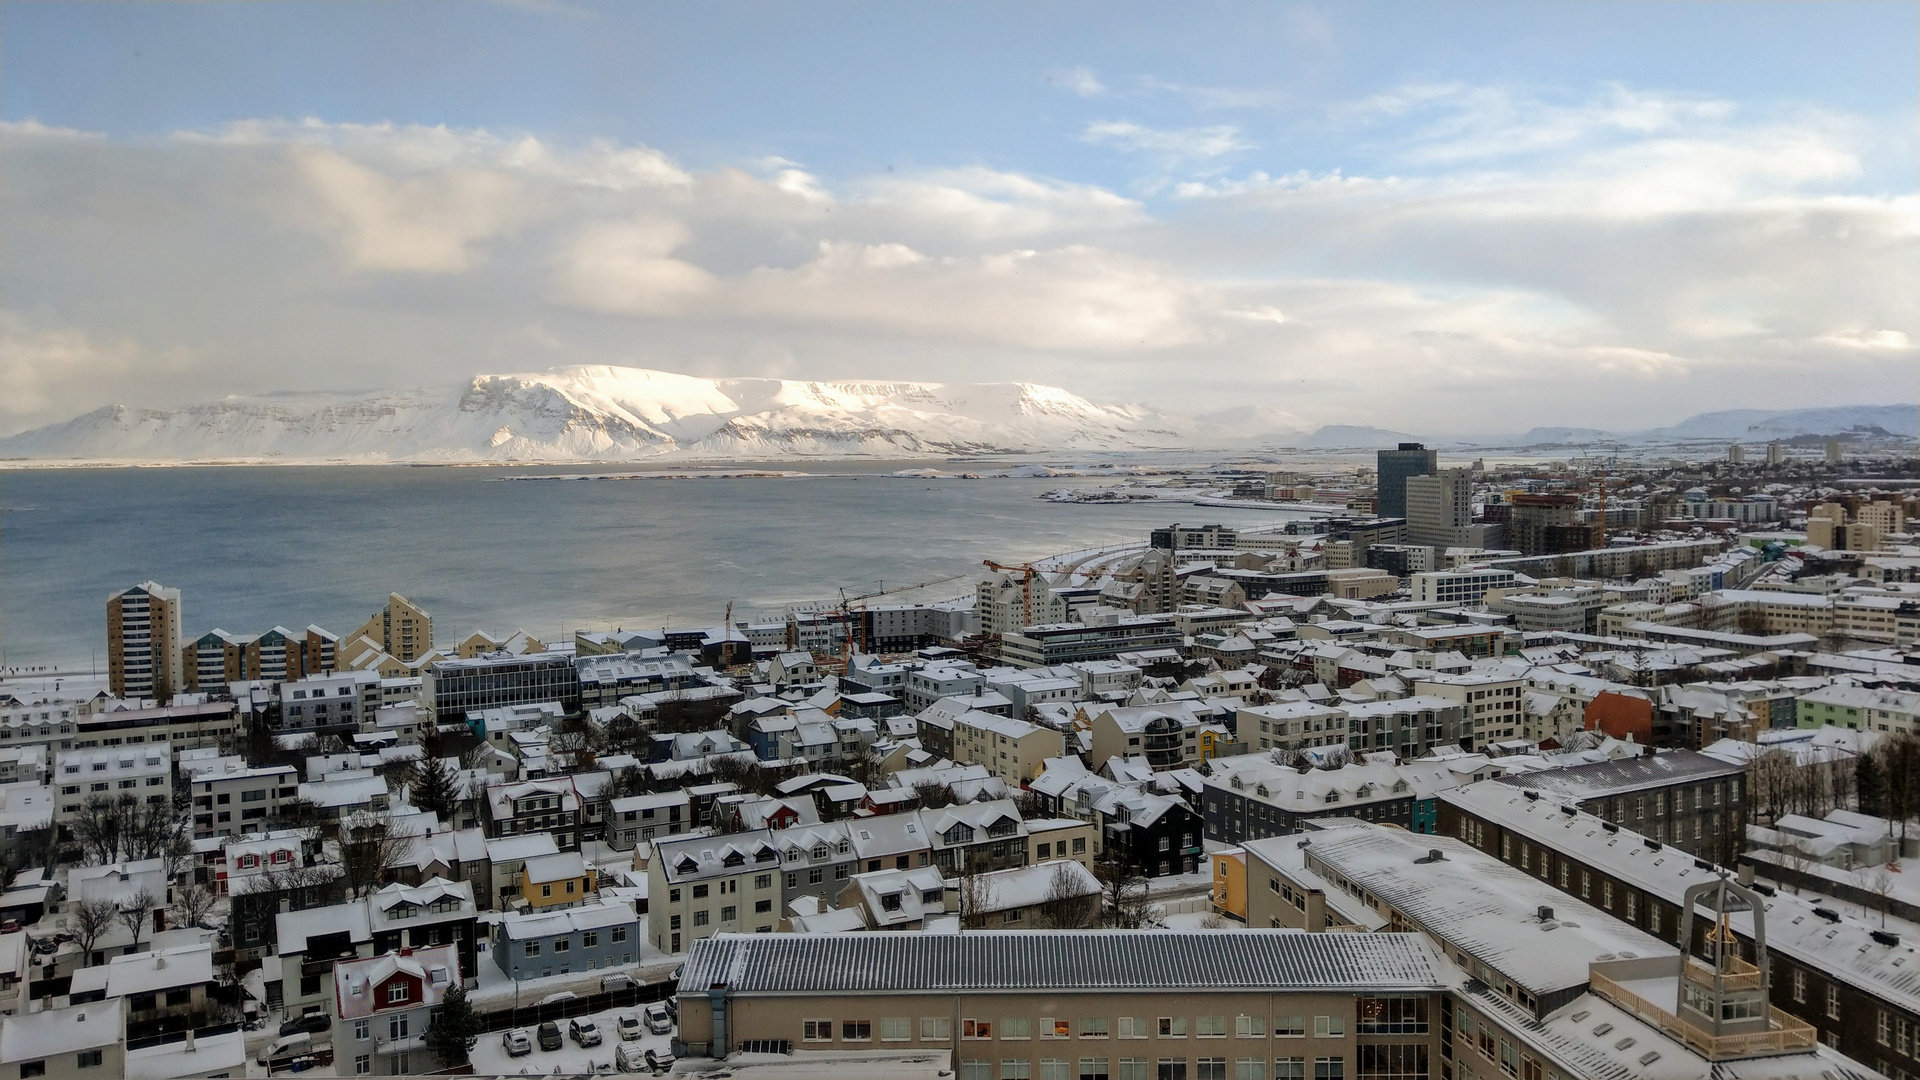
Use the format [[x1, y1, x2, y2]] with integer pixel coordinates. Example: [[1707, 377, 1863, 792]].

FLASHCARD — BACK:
[[834, 572, 973, 664], [981, 559, 1043, 628]]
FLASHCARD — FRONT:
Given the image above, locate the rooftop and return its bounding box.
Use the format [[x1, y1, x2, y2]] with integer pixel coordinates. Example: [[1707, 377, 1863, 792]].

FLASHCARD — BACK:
[[677, 929, 1453, 995]]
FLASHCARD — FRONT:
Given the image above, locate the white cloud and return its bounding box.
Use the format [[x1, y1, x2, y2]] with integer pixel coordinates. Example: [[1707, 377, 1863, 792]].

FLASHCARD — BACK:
[[1048, 66, 1107, 98], [1, 83, 1912, 437], [1081, 120, 1250, 165]]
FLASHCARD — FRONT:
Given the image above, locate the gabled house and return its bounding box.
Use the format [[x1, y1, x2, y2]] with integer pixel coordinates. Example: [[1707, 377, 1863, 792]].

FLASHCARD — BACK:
[[367, 878, 479, 989], [330, 944, 459, 1078], [483, 778, 580, 851]]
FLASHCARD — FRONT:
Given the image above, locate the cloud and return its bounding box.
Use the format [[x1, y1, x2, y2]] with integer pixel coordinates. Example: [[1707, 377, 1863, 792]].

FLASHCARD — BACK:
[[1047, 66, 1107, 98], [0, 82, 1912, 437], [1081, 121, 1251, 168]]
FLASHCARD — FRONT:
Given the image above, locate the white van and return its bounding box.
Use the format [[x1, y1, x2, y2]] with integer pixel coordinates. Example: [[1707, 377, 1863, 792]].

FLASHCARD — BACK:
[[256, 1032, 311, 1064], [615, 1042, 648, 1073]]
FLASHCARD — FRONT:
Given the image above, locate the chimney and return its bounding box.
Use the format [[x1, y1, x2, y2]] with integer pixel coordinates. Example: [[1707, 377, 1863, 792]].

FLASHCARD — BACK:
[[184, 1029, 196, 1053]]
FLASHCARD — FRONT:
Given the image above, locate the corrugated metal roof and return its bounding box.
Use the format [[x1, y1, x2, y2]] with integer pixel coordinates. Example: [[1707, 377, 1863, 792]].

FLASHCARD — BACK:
[[679, 929, 1452, 995]]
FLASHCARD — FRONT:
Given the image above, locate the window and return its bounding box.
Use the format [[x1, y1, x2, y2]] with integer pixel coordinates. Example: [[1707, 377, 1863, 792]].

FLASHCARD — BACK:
[[1274, 1017, 1304, 1038], [542, 884, 553, 898], [18, 1063, 42, 1079], [1156, 1061, 1187, 1080], [1043, 1018, 1072, 1039], [1233, 1061, 1265, 1080], [693, 910, 709, 926], [1195, 1060, 1225, 1080], [693, 884, 709, 899], [1274, 1060, 1304, 1080], [354, 1020, 370, 1041], [923, 1017, 952, 1040], [1312, 1059, 1343, 1080], [611, 926, 627, 943], [755, 874, 772, 889], [1003, 1018, 1031, 1040], [582, 931, 598, 948], [960, 1064, 992, 1080], [1159, 1018, 1186, 1037], [755, 899, 772, 913], [1042, 1061, 1071, 1080], [1003, 1063, 1034, 1080], [1118, 1061, 1149, 1080], [1881, 1011, 1892, 1047], [1828, 985, 1842, 1021], [804, 1020, 834, 1042], [882, 1017, 912, 1042], [843, 1021, 872, 1042], [965, 1019, 995, 1040], [76, 1051, 103, 1069], [1792, 968, 1807, 1003], [1118, 1017, 1147, 1039], [1081, 1059, 1112, 1080], [354, 1056, 371, 1076], [1356, 1046, 1427, 1079], [390, 1015, 409, 1040], [1233, 1016, 1264, 1039], [1079, 1018, 1109, 1038], [721, 906, 737, 922], [386, 984, 408, 1004], [1356, 999, 1428, 1035]]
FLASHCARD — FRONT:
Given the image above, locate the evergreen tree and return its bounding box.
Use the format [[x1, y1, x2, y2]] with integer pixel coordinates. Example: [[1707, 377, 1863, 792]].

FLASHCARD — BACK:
[[425, 984, 480, 1068], [1857, 749, 1886, 817], [411, 757, 460, 821]]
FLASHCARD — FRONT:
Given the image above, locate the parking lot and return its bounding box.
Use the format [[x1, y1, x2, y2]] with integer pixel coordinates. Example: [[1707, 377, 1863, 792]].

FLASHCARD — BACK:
[[465, 1003, 677, 1075]]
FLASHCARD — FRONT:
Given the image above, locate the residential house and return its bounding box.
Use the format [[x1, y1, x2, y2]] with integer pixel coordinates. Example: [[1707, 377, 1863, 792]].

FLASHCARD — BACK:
[[490, 899, 641, 981], [329, 944, 459, 1077]]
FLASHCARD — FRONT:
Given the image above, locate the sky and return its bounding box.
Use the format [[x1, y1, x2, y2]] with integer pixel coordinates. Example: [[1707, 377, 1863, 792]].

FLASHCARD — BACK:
[[2, 0, 1915, 437]]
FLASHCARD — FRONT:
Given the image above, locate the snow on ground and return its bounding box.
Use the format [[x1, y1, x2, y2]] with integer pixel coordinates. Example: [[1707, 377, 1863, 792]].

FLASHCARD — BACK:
[[469, 943, 681, 1009], [468, 1003, 674, 1077]]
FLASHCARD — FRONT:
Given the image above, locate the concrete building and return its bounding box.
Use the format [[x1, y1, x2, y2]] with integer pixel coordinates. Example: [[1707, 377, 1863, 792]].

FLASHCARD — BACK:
[[183, 756, 298, 840], [1000, 616, 1182, 669], [276, 670, 381, 735], [1409, 568, 1518, 605], [1490, 748, 1746, 862], [1405, 470, 1474, 550], [52, 745, 171, 825], [950, 712, 1066, 787], [1413, 672, 1524, 748], [648, 830, 781, 953], [347, 593, 435, 665], [1376, 443, 1438, 520], [106, 581, 182, 704], [490, 898, 640, 981], [672, 930, 1455, 1074], [422, 652, 581, 723], [1506, 494, 1585, 556]]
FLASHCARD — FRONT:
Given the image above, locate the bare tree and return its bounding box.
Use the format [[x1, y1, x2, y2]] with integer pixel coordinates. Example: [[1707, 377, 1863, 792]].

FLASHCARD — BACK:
[[171, 882, 219, 928], [338, 809, 413, 899], [1093, 855, 1152, 929], [116, 888, 156, 952], [64, 899, 117, 963], [1036, 861, 1099, 929], [1855, 863, 1898, 928], [1776, 838, 1817, 894], [912, 780, 956, 810], [955, 853, 994, 931]]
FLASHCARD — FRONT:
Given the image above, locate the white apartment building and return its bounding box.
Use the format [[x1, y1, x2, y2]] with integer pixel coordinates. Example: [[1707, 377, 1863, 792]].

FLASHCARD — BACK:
[[183, 755, 300, 839], [52, 745, 172, 822], [1409, 568, 1518, 604], [278, 670, 382, 733], [1414, 671, 1524, 748], [950, 711, 1066, 786]]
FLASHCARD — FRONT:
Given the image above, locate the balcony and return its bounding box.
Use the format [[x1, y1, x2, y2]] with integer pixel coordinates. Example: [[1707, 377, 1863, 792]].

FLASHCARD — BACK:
[[1590, 969, 1814, 1060]]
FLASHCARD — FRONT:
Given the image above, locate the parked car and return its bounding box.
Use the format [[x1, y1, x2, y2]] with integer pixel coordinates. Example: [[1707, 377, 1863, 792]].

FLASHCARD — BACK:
[[664, 997, 677, 1023], [256, 1033, 311, 1065], [642, 1002, 673, 1035], [569, 1017, 604, 1047], [278, 1012, 332, 1037], [501, 1029, 532, 1057], [617, 1013, 644, 1041], [645, 1047, 676, 1075], [616, 1043, 648, 1073], [537, 1022, 563, 1051], [537, 991, 577, 1006]]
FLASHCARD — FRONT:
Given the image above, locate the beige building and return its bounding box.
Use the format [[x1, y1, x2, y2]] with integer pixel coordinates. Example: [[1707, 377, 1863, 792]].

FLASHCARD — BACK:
[[106, 581, 182, 703], [346, 593, 434, 665], [951, 711, 1066, 786], [1414, 672, 1522, 748], [0, 1000, 124, 1080], [456, 628, 547, 658], [674, 930, 1451, 1078]]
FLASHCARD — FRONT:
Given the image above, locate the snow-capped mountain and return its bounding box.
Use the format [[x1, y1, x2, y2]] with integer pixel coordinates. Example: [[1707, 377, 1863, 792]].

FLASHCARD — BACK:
[[0, 365, 1189, 463], [1640, 405, 1918, 441]]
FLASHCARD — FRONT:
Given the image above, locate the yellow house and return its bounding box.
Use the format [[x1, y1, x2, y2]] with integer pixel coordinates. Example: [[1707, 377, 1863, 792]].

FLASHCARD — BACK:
[[1211, 847, 1247, 922], [1197, 723, 1235, 763], [520, 851, 598, 910]]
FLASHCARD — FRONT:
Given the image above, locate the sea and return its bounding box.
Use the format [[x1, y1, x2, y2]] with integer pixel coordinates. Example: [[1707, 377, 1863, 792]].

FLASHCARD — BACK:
[[0, 463, 1310, 673]]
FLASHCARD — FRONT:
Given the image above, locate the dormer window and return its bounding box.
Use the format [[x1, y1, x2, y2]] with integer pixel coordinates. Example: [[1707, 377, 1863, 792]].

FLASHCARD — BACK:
[[238, 855, 259, 869], [810, 844, 829, 860], [722, 851, 745, 868], [272, 850, 291, 864], [386, 984, 408, 1004]]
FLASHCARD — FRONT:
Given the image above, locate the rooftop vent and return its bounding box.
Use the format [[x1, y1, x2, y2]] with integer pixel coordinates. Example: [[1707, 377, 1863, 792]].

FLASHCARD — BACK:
[[1644, 838, 1660, 851], [1751, 882, 1776, 897], [1561, 805, 1577, 816], [1692, 859, 1712, 871], [1872, 930, 1900, 947], [1414, 849, 1446, 864], [1524, 790, 1539, 801], [1537, 905, 1555, 922], [1601, 821, 1619, 833], [1813, 908, 1841, 923]]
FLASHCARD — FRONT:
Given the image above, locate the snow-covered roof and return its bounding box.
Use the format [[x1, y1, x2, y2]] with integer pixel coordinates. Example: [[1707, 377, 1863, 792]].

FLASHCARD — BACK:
[[497, 898, 638, 941], [333, 943, 459, 1020], [0, 1000, 122, 1062], [123, 1027, 247, 1079], [275, 902, 372, 956], [104, 944, 217, 998], [679, 929, 1455, 994], [522, 851, 589, 884]]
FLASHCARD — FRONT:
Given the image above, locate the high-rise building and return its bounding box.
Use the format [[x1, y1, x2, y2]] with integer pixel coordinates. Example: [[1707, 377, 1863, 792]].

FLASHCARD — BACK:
[[106, 581, 183, 703], [1766, 441, 1784, 465], [1404, 469, 1473, 549], [350, 593, 434, 664], [1727, 444, 1745, 464], [1507, 493, 1583, 556], [1375, 442, 1437, 519]]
